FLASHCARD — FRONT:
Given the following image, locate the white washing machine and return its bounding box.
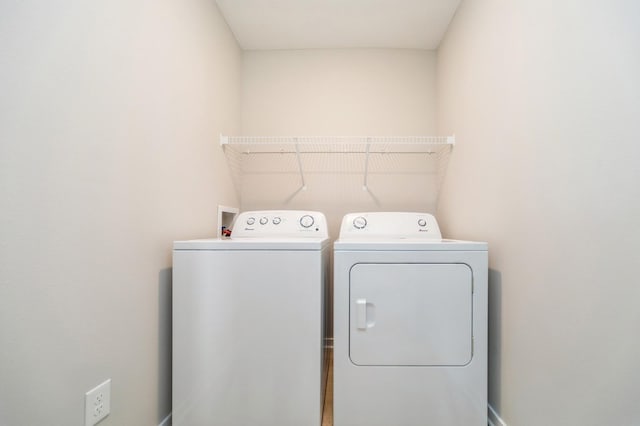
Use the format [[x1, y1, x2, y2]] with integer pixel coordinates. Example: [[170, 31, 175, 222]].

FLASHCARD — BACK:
[[172, 210, 330, 426], [333, 212, 488, 426]]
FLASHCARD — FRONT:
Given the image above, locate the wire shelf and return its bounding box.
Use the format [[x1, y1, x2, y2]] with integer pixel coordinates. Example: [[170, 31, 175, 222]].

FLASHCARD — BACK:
[[219, 134, 455, 200], [221, 135, 453, 153]]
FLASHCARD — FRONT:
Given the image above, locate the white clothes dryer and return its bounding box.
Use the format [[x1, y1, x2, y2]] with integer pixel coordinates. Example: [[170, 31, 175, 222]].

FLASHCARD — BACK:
[[333, 212, 488, 426], [173, 210, 330, 426]]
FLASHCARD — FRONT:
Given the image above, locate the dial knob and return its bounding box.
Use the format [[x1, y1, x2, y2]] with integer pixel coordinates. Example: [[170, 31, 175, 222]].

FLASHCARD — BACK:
[[272, 217, 281, 225], [300, 215, 315, 228], [246, 217, 255, 225], [353, 216, 367, 229], [418, 218, 427, 227], [259, 217, 268, 225]]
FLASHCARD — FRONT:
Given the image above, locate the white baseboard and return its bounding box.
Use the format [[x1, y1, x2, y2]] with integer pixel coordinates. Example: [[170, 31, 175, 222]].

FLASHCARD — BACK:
[[488, 404, 506, 426], [159, 413, 171, 426]]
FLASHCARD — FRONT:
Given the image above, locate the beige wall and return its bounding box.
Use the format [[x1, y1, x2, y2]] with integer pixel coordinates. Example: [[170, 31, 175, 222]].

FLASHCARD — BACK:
[[437, 1, 640, 424], [240, 49, 438, 235], [0, 1, 240, 425], [242, 49, 436, 136]]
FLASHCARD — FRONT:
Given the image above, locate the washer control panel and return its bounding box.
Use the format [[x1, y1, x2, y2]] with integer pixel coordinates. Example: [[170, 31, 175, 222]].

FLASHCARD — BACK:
[[339, 212, 442, 240], [231, 210, 328, 239]]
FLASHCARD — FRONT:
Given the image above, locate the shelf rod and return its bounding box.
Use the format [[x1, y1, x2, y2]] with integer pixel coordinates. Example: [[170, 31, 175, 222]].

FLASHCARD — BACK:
[[224, 137, 455, 144], [294, 138, 307, 190], [221, 134, 455, 146], [238, 151, 439, 155]]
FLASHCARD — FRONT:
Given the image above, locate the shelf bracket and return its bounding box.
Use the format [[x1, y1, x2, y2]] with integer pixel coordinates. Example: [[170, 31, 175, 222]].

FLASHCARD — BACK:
[[294, 138, 307, 190], [362, 138, 371, 191], [447, 134, 456, 145]]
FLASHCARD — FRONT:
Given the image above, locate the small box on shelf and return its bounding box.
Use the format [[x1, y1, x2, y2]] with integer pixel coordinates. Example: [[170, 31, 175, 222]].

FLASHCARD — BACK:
[[218, 205, 239, 239]]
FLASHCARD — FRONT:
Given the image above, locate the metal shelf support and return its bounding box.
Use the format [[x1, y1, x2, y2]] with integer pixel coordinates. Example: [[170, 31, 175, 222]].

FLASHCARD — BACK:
[[363, 138, 371, 191], [294, 138, 307, 190]]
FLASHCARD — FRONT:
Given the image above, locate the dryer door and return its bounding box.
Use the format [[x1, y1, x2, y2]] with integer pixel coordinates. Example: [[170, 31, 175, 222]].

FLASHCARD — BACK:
[[349, 263, 472, 366]]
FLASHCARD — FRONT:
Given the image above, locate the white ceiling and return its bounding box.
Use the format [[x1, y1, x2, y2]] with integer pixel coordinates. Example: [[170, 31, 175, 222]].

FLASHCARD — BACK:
[[215, 0, 461, 50]]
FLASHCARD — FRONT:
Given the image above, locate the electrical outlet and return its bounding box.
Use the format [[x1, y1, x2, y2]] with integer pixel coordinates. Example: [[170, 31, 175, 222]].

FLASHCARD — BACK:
[[85, 379, 111, 426]]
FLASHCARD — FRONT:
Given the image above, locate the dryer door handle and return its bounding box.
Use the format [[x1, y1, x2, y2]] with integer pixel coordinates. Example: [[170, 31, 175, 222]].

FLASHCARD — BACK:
[[356, 299, 368, 330]]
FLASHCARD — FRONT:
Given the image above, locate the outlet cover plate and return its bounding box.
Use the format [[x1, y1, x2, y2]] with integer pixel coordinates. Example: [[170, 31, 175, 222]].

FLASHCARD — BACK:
[[85, 379, 111, 425]]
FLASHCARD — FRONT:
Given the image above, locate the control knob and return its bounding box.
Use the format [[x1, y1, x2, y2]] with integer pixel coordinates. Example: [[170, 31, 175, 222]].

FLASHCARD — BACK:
[[418, 218, 427, 227], [300, 215, 315, 228], [246, 217, 255, 225], [259, 217, 268, 225], [353, 216, 367, 229], [273, 217, 281, 225]]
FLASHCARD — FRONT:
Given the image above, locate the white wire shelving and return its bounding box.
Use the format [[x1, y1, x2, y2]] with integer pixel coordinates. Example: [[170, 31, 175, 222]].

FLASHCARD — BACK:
[[220, 134, 455, 193]]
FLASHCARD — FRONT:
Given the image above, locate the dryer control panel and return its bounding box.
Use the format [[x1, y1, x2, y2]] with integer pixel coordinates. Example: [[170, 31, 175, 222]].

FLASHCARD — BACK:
[[339, 212, 442, 240], [231, 210, 328, 239]]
